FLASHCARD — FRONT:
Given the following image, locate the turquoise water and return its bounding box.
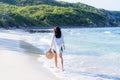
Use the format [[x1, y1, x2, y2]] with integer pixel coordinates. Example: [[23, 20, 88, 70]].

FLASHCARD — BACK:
[[24, 27, 120, 80], [63, 27, 120, 55]]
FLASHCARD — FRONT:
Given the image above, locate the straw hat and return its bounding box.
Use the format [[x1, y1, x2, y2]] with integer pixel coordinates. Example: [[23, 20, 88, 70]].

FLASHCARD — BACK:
[[45, 50, 54, 59]]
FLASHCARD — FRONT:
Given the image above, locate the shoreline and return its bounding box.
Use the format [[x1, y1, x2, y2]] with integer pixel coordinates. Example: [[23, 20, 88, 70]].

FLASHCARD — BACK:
[[0, 30, 62, 80], [19, 40, 62, 80]]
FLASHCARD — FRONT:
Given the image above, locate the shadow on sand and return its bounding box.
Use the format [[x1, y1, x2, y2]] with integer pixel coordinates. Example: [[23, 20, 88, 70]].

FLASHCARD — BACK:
[[19, 40, 43, 56]]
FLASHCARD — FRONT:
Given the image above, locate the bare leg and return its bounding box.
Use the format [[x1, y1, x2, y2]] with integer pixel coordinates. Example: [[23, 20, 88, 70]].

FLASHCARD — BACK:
[[54, 53, 57, 67], [59, 53, 64, 71]]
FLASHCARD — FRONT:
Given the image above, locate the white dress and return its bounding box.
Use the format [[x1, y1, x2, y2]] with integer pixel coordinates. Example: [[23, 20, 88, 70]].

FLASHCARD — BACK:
[[50, 33, 64, 54]]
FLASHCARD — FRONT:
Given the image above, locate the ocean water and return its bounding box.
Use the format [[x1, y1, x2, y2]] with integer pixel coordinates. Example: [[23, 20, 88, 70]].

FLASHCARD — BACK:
[[1, 27, 120, 80], [22, 27, 120, 80]]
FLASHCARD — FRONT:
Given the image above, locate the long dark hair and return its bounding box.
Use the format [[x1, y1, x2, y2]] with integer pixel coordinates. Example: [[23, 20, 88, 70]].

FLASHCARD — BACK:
[[54, 27, 61, 38]]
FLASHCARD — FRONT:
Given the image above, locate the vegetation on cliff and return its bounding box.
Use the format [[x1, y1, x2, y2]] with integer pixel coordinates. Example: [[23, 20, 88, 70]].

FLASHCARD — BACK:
[[0, 0, 120, 28]]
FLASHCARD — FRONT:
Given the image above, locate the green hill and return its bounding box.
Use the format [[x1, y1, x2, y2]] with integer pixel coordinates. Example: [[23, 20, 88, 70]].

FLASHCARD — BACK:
[[0, 0, 56, 5], [0, 0, 119, 28]]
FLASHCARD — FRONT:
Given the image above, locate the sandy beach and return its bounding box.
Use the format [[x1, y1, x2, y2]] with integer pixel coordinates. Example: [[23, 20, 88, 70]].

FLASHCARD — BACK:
[[1, 28, 120, 80], [0, 30, 61, 80]]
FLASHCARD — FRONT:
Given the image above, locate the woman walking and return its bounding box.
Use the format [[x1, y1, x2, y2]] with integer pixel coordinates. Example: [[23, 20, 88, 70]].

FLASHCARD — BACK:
[[50, 27, 65, 71]]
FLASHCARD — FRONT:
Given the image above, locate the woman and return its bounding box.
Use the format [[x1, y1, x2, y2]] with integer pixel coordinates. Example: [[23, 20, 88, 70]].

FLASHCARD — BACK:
[[50, 27, 65, 71]]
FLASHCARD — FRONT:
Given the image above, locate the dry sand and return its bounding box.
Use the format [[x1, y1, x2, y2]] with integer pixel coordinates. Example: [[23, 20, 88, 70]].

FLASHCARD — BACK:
[[0, 40, 61, 80]]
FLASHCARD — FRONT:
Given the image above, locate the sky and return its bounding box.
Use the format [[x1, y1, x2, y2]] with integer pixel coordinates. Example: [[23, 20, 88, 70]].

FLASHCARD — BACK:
[[56, 0, 120, 11]]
